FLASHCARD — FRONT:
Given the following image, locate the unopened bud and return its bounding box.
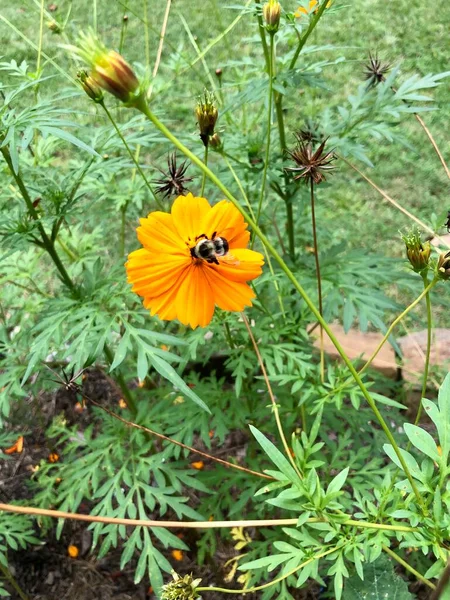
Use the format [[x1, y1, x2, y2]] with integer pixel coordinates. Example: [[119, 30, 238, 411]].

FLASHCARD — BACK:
[[77, 70, 104, 103], [195, 90, 218, 147], [47, 20, 62, 34], [437, 251, 450, 280], [161, 572, 202, 600], [209, 133, 223, 151], [263, 0, 281, 32], [215, 68, 222, 78], [402, 229, 431, 273]]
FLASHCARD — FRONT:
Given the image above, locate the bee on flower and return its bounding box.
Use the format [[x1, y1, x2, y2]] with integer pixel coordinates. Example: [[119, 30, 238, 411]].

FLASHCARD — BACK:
[[126, 193, 264, 329]]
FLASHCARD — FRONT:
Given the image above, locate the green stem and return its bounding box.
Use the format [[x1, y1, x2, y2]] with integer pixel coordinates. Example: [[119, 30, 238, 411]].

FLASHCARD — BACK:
[[137, 103, 428, 514], [0, 148, 77, 293], [36, 0, 45, 75], [120, 204, 128, 256], [223, 154, 286, 318], [254, 0, 270, 70], [382, 545, 436, 590], [201, 144, 208, 196], [310, 179, 324, 382], [0, 562, 29, 600], [254, 32, 275, 229], [285, 197, 295, 259], [119, 11, 128, 53], [93, 0, 97, 32], [414, 273, 432, 425], [289, 0, 329, 71], [143, 0, 150, 67], [223, 321, 235, 350], [99, 101, 162, 209], [198, 544, 344, 594]]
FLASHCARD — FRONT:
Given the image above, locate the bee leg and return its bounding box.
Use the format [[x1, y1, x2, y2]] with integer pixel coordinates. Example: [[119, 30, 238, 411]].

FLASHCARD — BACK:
[[195, 233, 208, 241]]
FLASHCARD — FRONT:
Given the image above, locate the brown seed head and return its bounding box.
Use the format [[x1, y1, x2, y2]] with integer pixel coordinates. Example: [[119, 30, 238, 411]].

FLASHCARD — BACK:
[[363, 52, 391, 87], [285, 136, 336, 185], [154, 153, 193, 199], [437, 251, 450, 280]]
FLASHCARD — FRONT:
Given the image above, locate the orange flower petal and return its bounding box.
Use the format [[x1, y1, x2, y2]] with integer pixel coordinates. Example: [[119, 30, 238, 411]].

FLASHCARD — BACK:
[[137, 212, 185, 254], [127, 249, 190, 298], [175, 265, 215, 328], [200, 200, 249, 248], [143, 267, 190, 321], [204, 268, 255, 311], [171, 193, 211, 244], [215, 248, 264, 282]]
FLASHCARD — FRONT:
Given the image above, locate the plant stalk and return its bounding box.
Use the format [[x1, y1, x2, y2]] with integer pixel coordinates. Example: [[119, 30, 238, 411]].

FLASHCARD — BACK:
[[201, 144, 208, 196], [414, 273, 433, 425], [310, 179, 324, 381], [382, 545, 436, 590], [0, 562, 29, 600]]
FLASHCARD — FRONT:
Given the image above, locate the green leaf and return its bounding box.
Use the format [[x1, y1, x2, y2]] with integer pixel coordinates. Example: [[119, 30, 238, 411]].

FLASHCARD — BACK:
[[343, 555, 413, 599], [249, 426, 301, 485], [383, 444, 424, 481], [326, 467, 349, 495], [403, 423, 440, 461]]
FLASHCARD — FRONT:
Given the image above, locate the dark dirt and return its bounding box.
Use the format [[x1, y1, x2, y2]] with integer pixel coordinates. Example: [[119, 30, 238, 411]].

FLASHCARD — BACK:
[[0, 368, 434, 599]]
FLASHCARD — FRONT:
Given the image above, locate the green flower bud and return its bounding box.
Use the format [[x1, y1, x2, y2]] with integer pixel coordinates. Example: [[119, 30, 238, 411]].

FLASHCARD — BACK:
[[263, 0, 281, 32], [161, 572, 202, 600], [77, 70, 104, 103], [402, 228, 431, 273], [195, 90, 218, 147]]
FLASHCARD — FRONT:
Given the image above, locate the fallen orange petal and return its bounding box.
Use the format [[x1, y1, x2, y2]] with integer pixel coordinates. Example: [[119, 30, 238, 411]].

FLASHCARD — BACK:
[[171, 549, 184, 561], [4, 436, 24, 455], [190, 461, 205, 470], [48, 453, 59, 463], [68, 545, 79, 558]]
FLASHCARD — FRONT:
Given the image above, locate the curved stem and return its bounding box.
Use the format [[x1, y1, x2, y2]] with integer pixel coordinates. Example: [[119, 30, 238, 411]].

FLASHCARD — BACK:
[[99, 101, 162, 209], [137, 103, 429, 513], [414, 274, 432, 425], [254, 0, 270, 70], [242, 314, 303, 480], [201, 144, 209, 196], [360, 278, 437, 377], [414, 113, 450, 180], [382, 545, 436, 590], [254, 32, 275, 230], [310, 179, 324, 381], [36, 0, 45, 75], [197, 545, 345, 594], [289, 0, 329, 71]]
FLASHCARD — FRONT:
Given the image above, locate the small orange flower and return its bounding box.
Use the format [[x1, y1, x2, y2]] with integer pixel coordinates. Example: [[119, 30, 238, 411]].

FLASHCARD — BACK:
[[208, 429, 214, 439], [126, 194, 264, 329], [68, 545, 79, 558], [48, 453, 59, 463], [171, 549, 184, 561], [190, 461, 205, 470], [118, 398, 128, 408], [4, 436, 24, 455]]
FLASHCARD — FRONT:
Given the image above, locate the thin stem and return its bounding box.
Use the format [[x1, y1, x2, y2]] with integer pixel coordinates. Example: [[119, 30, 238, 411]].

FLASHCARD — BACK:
[[254, 0, 270, 70], [137, 104, 428, 512], [360, 278, 438, 377], [143, 0, 150, 67], [93, 0, 97, 32], [223, 321, 236, 350], [152, 0, 171, 78], [382, 545, 436, 590], [341, 156, 450, 250], [0, 562, 29, 600], [414, 273, 432, 425], [310, 179, 324, 382], [99, 101, 162, 209], [242, 313, 304, 480], [119, 11, 128, 53], [36, 0, 45, 75], [197, 545, 346, 594], [223, 155, 286, 318], [289, 0, 329, 71], [414, 113, 450, 180], [0, 503, 418, 532], [0, 148, 76, 293], [119, 204, 127, 256], [201, 144, 209, 196], [254, 32, 275, 229]]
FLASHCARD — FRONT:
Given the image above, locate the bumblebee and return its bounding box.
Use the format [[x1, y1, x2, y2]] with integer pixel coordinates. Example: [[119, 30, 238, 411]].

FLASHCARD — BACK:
[[190, 232, 230, 265]]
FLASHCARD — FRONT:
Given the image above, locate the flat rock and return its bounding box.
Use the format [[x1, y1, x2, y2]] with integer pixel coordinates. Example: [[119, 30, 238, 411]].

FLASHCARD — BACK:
[[310, 323, 398, 378], [397, 328, 450, 387]]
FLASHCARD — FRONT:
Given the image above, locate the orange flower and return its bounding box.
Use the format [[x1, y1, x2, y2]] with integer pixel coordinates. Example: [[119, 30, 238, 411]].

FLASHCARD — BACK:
[[171, 549, 184, 561], [190, 461, 205, 470], [48, 453, 59, 463], [4, 436, 24, 455], [68, 545, 79, 558], [126, 193, 264, 329]]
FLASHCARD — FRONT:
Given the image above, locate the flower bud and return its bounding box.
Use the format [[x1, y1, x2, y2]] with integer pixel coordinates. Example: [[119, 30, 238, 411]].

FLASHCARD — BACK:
[[263, 0, 281, 32], [437, 251, 450, 280], [70, 33, 141, 104], [402, 229, 431, 273], [161, 572, 202, 600], [195, 90, 218, 147], [77, 70, 104, 103], [209, 133, 223, 151]]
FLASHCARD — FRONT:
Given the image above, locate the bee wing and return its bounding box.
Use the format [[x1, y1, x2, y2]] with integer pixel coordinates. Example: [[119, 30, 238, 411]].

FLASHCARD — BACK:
[[218, 252, 240, 267]]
